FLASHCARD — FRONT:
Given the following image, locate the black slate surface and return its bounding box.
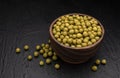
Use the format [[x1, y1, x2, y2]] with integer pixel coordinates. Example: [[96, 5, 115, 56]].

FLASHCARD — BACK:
[[0, 0, 120, 78]]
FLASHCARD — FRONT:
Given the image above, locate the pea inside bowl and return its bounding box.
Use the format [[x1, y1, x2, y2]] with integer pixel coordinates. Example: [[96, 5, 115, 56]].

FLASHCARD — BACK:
[[49, 13, 105, 64]]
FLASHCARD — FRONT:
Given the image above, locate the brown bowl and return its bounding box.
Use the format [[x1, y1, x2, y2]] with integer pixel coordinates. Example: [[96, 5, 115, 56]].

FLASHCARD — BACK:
[[49, 13, 105, 64]]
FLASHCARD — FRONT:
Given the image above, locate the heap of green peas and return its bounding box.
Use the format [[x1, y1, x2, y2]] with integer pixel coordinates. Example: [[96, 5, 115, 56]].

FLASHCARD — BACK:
[[52, 14, 102, 47]]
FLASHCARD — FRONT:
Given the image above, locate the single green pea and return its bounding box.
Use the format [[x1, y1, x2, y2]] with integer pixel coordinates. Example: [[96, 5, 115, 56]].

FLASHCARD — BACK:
[[62, 31, 67, 36], [95, 59, 101, 65], [95, 36, 100, 41], [56, 21, 61, 26], [40, 49, 44, 54], [54, 63, 60, 70], [92, 24, 97, 27], [87, 16, 92, 20], [97, 31, 102, 36], [76, 39, 82, 45], [65, 36, 69, 39], [88, 41, 92, 46], [93, 27, 98, 31], [45, 44, 49, 49], [76, 33, 82, 38], [83, 38, 89, 43], [79, 28, 84, 33], [67, 38, 73, 44], [56, 28, 60, 32], [71, 45, 75, 48], [53, 52, 57, 56], [27, 55, 32, 61], [54, 34, 59, 38], [93, 20, 98, 24], [44, 49, 49, 53], [91, 65, 97, 72], [52, 55, 58, 61], [83, 31, 88, 37], [60, 35, 64, 39], [62, 38, 67, 43], [68, 25, 73, 30], [57, 38, 62, 42], [69, 21, 74, 24], [48, 51, 53, 57], [39, 60, 44, 66], [64, 43, 70, 47], [46, 58, 52, 64], [76, 45, 82, 48], [61, 16, 65, 20], [88, 27, 92, 31], [43, 53, 48, 58], [89, 34, 95, 39], [34, 51, 39, 57], [91, 39, 97, 43], [49, 47, 52, 51], [98, 28, 102, 32], [65, 23, 69, 27], [68, 16, 73, 21], [16, 48, 21, 53], [72, 39, 77, 44], [41, 43, 45, 47], [24, 45, 29, 51], [60, 25, 64, 30], [101, 59, 107, 65], [69, 29, 74, 34], [56, 32, 61, 36], [36, 45, 41, 51], [74, 29, 79, 34], [63, 27, 68, 32], [72, 34, 77, 39], [86, 21, 91, 26], [81, 22, 85, 26], [81, 43, 87, 47], [52, 29, 57, 35]]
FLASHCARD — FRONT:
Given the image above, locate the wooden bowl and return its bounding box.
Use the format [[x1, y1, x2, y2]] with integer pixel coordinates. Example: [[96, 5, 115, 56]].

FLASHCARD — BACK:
[[49, 13, 105, 64]]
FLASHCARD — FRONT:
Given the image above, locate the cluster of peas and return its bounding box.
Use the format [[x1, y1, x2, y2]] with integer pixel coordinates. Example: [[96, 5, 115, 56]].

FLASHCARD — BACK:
[[52, 14, 102, 47], [15, 40, 60, 70], [91, 59, 107, 72]]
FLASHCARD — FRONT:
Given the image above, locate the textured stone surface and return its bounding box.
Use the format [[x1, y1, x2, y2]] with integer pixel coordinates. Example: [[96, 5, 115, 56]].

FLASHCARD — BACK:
[[0, 0, 120, 78]]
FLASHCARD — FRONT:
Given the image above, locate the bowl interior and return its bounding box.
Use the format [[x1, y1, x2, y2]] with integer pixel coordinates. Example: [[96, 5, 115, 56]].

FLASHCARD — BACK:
[[49, 13, 105, 50]]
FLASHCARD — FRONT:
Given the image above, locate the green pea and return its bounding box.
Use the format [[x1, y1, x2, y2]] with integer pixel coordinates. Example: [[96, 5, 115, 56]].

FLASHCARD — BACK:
[[72, 34, 77, 38], [77, 39, 82, 45], [24, 45, 29, 51], [72, 39, 77, 44], [64, 43, 70, 47], [46, 58, 52, 64], [95, 36, 100, 41], [34, 51, 39, 57], [83, 31, 88, 37], [54, 64, 60, 70], [48, 51, 53, 57], [91, 65, 97, 72], [79, 28, 84, 33], [40, 49, 44, 54], [45, 44, 49, 49], [43, 53, 48, 58], [52, 55, 58, 61], [69, 29, 74, 34], [83, 38, 89, 43], [68, 38, 73, 44], [41, 43, 45, 47], [97, 31, 102, 36], [82, 43, 87, 47], [95, 59, 101, 65], [91, 39, 97, 43], [60, 35, 64, 39], [16, 48, 21, 53], [36, 45, 41, 51], [76, 33, 82, 38], [62, 38, 67, 43], [88, 41, 92, 45], [76, 45, 82, 48], [101, 59, 107, 65], [27, 55, 32, 61], [57, 38, 62, 42], [39, 60, 44, 66], [93, 27, 98, 31], [89, 34, 95, 39]]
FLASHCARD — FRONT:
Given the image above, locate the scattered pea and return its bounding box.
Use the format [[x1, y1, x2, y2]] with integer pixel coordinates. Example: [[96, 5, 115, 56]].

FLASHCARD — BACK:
[[16, 48, 21, 53], [95, 59, 101, 65], [52, 55, 58, 61], [46, 58, 52, 64], [54, 63, 60, 70], [27, 55, 32, 61], [101, 59, 107, 65], [34, 51, 39, 57], [24, 45, 29, 51], [39, 60, 44, 66], [91, 65, 97, 72], [36, 45, 41, 51]]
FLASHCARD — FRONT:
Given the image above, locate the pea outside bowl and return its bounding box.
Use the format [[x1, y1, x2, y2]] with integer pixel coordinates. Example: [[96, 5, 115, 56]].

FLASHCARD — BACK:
[[49, 13, 105, 64]]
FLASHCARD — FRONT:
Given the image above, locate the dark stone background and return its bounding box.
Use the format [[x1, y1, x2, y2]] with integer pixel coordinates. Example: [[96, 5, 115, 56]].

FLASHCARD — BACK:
[[0, 0, 120, 78]]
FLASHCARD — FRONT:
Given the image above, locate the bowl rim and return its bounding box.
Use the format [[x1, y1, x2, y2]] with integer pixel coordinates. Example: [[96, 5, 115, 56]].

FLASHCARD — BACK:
[[49, 13, 105, 50]]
